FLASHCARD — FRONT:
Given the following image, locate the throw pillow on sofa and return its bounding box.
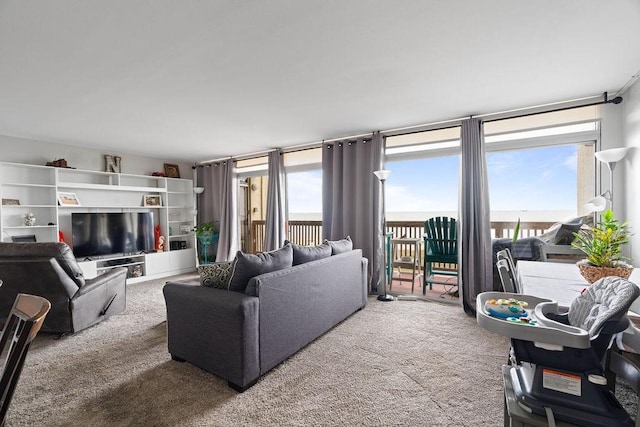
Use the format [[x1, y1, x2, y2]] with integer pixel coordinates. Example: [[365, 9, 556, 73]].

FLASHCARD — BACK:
[[325, 236, 352, 255], [228, 243, 293, 293], [199, 262, 234, 289], [284, 240, 332, 265]]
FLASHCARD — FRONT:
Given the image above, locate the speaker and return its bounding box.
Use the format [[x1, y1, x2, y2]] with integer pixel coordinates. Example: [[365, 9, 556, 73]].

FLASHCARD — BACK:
[[170, 241, 180, 250]]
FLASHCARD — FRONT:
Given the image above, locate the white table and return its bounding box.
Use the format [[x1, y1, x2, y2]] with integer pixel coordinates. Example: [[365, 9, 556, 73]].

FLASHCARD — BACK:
[[517, 260, 640, 312]]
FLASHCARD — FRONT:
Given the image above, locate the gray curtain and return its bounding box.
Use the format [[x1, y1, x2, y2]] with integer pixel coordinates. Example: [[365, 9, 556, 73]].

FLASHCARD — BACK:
[[459, 118, 493, 314], [264, 149, 288, 251], [322, 132, 384, 294], [198, 161, 238, 262]]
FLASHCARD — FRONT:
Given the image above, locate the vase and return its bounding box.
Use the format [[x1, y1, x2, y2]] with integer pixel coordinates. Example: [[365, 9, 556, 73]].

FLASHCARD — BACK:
[[23, 213, 36, 226], [197, 232, 219, 264], [577, 260, 634, 284]]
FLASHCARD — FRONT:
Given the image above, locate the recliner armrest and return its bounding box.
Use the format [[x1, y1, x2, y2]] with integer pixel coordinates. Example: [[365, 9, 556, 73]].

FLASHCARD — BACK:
[[76, 267, 128, 296]]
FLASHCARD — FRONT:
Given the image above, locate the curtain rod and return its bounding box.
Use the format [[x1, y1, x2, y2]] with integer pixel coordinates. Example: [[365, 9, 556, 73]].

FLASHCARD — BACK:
[[196, 91, 621, 165], [479, 92, 622, 123]]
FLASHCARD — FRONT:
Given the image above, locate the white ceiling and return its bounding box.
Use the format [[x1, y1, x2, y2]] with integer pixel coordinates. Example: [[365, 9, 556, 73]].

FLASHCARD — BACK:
[[1, 1, 639, 163]]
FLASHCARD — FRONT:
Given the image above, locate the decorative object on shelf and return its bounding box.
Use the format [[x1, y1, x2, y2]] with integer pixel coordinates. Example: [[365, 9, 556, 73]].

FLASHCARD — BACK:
[[151, 171, 165, 177], [572, 209, 633, 283], [104, 155, 122, 173], [193, 221, 220, 264], [154, 225, 164, 251], [45, 158, 74, 168], [129, 265, 143, 277], [58, 231, 65, 243], [57, 192, 80, 206], [179, 224, 191, 235], [11, 234, 36, 242], [193, 187, 204, 194], [1, 198, 20, 205], [23, 212, 36, 226], [164, 163, 180, 178], [143, 195, 162, 207]]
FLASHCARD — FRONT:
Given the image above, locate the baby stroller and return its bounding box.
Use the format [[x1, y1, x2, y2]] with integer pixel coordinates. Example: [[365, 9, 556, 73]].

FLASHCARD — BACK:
[[477, 276, 640, 426]]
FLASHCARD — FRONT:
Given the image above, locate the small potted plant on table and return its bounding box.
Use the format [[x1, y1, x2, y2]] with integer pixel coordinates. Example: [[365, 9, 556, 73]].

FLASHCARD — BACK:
[[193, 221, 220, 264], [571, 209, 633, 283]]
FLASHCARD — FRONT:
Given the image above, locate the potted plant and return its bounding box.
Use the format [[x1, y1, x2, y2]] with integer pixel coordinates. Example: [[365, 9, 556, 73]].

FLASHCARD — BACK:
[[571, 209, 633, 283], [193, 221, 219, 264], [193, 221, 219, 239]]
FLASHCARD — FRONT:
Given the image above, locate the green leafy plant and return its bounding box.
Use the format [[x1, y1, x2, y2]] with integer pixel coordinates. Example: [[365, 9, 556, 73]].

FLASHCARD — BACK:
[[192, 221, 219, 237], [512, 218, 521, 246], [571, 209, 632, 267]]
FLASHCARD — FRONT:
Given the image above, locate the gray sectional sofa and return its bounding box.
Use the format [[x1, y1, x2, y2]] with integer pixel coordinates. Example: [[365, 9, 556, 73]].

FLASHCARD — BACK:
[[163, 248, 368, 391]]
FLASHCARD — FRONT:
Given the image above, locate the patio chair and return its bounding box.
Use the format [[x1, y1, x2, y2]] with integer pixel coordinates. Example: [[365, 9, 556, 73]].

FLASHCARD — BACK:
[[496, 248, 521, 293], [0, 293, 51, 426], [496, 259, 518, 293], [423, 217, 458, 294]]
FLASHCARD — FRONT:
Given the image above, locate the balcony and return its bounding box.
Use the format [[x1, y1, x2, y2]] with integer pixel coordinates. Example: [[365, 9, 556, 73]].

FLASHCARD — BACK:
[[252, 218, 551, 268]]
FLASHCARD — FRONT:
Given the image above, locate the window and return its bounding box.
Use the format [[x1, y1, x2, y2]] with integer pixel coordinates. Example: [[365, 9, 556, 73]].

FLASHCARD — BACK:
[[285, 148, 323, 245], [385, 127, 461, 222], [487, 142, 595, 221]]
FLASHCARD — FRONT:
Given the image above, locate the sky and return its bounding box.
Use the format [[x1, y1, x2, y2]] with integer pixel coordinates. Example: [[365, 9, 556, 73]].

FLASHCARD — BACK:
[[287, 144, 580, 220]]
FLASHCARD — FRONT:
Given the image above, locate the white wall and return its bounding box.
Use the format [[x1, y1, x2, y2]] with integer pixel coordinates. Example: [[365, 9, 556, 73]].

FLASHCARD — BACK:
[[0, 134, 193, 179], [622, 79, 640, 264]]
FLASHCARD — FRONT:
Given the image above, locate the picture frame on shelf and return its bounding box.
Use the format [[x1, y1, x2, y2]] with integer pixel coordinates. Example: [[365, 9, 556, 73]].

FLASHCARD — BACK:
[[164, 163, 180, 178], [179, 224, 191, 235], [57, 192, 80, 206], [1, 198, 20, 205], [143, 195, 162, 207]]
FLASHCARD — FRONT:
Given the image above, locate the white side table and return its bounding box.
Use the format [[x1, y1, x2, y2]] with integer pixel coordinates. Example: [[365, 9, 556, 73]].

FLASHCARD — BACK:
[[390, 238, 421, 293]]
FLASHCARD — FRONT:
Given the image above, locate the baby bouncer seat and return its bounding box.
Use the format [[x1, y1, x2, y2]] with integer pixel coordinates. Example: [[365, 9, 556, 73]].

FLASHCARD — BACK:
[[477, 276, 640, 426]]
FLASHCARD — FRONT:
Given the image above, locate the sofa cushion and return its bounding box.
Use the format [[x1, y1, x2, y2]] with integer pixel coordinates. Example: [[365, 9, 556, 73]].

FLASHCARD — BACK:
[[228, 243, 293, 293], [325, 236, 352, 255], [285, 241, 332, 266], [199, 261, 234, 289]]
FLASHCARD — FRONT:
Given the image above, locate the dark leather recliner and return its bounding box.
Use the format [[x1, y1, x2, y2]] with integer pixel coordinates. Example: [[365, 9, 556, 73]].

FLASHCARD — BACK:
[[0, 242, 127, 334]]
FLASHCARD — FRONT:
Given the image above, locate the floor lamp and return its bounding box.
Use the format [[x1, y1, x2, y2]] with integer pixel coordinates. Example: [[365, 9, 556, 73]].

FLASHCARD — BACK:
[[374, 169, 394, 302], [588, 147, 629, 212]]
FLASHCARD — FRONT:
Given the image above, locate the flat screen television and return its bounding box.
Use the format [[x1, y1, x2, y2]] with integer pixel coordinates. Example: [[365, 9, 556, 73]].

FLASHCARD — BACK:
[[72, 212, 155, 258]]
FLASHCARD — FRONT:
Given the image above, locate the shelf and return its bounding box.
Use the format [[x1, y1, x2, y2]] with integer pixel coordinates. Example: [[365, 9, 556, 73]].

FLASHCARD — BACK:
[[3, 225, 57, 229], [57, 182, 167, 192], [1, 183, 56, 188], [0, 204, 56, 208], [97, 261, 144, 270], [57, 205, 162, 209], [169, 234, 192, 239]]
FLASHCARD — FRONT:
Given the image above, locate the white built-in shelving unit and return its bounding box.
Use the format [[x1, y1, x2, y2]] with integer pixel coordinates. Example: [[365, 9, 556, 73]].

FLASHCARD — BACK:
[[0, 162, 196, 283]]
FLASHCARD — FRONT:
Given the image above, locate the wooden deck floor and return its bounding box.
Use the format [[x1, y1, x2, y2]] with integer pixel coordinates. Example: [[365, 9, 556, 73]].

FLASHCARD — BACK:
[[387, 270, 459, 303]]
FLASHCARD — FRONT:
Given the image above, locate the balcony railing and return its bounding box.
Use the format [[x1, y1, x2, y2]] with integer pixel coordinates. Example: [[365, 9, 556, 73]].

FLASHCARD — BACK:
[[248, 220, 554, 255]]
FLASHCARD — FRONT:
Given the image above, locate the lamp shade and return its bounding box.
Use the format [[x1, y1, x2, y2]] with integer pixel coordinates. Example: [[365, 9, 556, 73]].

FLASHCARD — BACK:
[[584, 196, 607, 213], [594, 147, 629, 164], [373, 170, 391, 181]]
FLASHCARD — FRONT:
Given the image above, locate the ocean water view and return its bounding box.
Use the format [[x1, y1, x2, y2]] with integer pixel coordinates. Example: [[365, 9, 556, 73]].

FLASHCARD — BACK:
[[289, 210, 576, 223]]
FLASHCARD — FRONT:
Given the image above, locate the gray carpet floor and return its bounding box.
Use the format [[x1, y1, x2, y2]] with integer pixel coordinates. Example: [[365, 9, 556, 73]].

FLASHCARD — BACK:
[[5, 273, 633, 426]]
